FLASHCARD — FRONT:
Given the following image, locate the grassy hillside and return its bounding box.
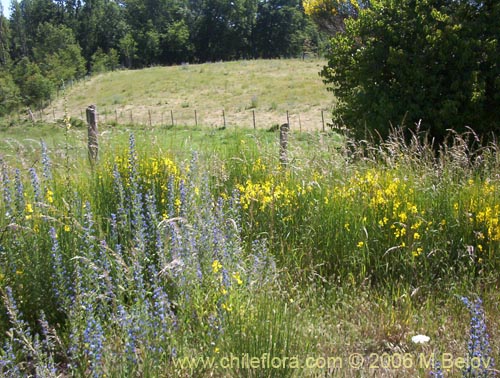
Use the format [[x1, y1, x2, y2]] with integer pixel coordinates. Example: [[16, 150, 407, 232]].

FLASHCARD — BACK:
[[48, 59, 334, 130]]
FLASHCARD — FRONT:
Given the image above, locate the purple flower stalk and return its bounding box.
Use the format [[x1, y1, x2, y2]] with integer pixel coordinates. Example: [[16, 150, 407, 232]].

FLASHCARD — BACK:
[[460, 296, 495, 378]]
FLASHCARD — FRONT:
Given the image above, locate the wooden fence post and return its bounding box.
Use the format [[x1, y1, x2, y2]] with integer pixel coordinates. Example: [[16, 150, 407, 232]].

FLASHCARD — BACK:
[[86, 105, 99, 167], [252, 110, 256, 129], [279, 123, 289, 167]]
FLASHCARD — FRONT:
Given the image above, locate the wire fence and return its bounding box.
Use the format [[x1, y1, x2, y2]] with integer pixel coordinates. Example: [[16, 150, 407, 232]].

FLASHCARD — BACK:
[[22, 104, 335, 132]]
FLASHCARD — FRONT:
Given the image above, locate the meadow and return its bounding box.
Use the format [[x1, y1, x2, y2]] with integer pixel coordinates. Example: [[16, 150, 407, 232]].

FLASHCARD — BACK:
[[40, 59, 334, 131], [0, 61, 499, 377]]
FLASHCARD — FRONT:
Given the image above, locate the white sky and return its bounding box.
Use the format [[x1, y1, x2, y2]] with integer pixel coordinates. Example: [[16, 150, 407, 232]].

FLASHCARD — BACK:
[[1, 0, 10, 16]]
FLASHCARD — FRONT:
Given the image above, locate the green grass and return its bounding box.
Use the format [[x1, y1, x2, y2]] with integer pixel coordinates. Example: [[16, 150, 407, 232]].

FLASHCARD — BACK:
[[0, 62, 499, 377]]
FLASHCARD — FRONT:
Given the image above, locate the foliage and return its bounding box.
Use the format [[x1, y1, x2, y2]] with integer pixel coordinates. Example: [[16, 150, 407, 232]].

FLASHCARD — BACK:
[[0, 126, 498, 376], [0, 0, 328, 113], [303, 0, 369, 34], [12, 58, 53, 107], [90, 48, 119, 74], [0, 69, 19, 116], [321, 0, 500, 143]]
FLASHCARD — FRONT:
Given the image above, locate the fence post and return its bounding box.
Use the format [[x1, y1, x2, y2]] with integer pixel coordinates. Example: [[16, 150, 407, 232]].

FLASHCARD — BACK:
[[321, 110, 325, 132], [279, 123, 289, 167], [171, 110, 174, 127], [86, 105, 99, 167], [252, 110, 256, 130], [149, 109, 152, 127], [194, 110, 198, 127], [222, 109, 226, 129]]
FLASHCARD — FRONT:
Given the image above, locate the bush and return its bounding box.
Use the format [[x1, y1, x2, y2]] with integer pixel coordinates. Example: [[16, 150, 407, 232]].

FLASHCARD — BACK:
[[321, 0, 500, 143]]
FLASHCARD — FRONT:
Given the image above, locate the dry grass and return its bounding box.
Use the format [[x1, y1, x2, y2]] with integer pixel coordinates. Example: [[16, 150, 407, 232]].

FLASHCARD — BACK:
[[47, 59, 334, 130]]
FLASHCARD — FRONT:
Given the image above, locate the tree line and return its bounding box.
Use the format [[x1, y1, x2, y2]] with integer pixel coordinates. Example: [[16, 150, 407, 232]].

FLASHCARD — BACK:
[[0, 0, 327, 115]]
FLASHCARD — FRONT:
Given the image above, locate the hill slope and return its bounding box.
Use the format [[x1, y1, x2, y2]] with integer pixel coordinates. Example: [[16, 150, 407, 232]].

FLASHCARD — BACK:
[[49, 59, 334, 130]]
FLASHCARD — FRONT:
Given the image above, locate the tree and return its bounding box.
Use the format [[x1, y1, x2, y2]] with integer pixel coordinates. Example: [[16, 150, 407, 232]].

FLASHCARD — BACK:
[[254, 0, 316, 58], [191, 0, 257, 61], [0, 68, 20, 115], [0, 4, 10, 66], [91, 47, 119, 73], [33, 22, 85, 84], [119, 31, 137, 68], [321, 0, 500, 142], [12, 57, 53, 107], [77, 0, 126, 65], [303, 0, 369, 34]]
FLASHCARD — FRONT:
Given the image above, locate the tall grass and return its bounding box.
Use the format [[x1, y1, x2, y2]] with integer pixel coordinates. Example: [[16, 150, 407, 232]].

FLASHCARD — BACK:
[[0, 125, 498, 376]]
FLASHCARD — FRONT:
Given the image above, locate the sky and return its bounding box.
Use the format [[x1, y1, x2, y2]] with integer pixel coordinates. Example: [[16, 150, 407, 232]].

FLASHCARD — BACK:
[[1, 0, 10, 17]]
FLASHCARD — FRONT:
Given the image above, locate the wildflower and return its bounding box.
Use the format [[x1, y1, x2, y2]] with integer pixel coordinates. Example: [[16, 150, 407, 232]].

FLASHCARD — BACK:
[[411, 334, 430, 344], [430, 359, 444, 377], [45, 189, 54, 204], [460, 296, 495, 377], [41, 141, 52, 181], [398, 212, 408, 222], [221, 303, 232, 312], [357, 241, 364, 248], [64, 225, 71, 232], [212, 260, 222, 274], [412, 247, 423, 257], [29, 168, 41, 202], [232, 271, 243, 285], [25, 203, 34, 220]]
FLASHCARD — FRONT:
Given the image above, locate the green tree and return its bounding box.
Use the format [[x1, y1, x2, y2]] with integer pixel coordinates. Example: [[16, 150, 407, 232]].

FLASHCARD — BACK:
[[0, 68, 20, 115], [191, 0, 257, 61], [33, 22, 85, 84], [321, 0, 500, 142], [91, 47, 119, 73], [77, 0, 126, 65], [162, 19, 193, 63], [13, 57, 53, 107], [254, 0, 316, 58], [119, 31, 137, 68], [9, 0, 28, 59]]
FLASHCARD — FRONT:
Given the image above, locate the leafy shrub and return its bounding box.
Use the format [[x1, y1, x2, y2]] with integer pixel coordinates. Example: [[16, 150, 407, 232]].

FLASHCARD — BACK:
[[321, 0, 500, 143]]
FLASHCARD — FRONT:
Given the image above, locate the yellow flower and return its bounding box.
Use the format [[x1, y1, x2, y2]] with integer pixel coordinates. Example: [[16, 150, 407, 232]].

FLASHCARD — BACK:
[[64, 225, 71, 232], [46, 189, 54, 204], [357, 241, 364, 248], [413, 232, 421, 240], [398, 212, 408, 222], [222, 303, 232, 312], [412, 247, 424, 257], [26, 203, 34, 213], [232, 271, 243, 285], [212, 260, 222, 274]]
